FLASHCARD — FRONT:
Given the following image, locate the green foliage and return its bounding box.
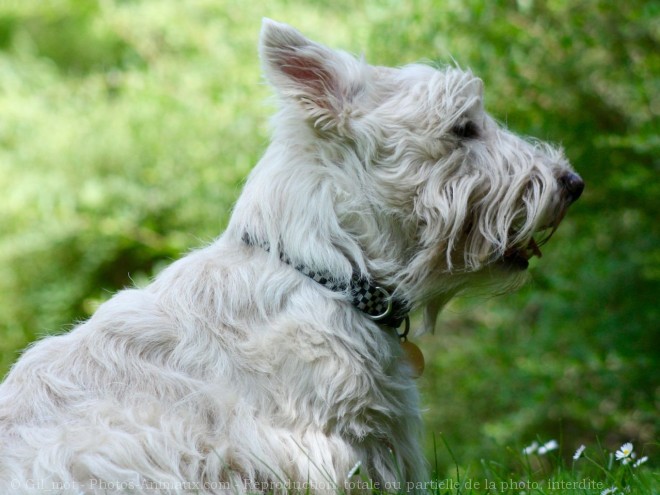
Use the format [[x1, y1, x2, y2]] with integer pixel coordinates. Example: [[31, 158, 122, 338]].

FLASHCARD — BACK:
[[0, 0, 657, 481]]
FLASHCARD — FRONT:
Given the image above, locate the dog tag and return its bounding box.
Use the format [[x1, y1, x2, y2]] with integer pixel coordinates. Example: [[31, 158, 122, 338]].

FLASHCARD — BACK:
[[401, 340, 425, 378]]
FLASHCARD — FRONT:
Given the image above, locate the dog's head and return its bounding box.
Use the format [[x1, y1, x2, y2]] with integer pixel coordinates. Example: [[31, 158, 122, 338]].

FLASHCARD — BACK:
[[253, 19, 583, 330]]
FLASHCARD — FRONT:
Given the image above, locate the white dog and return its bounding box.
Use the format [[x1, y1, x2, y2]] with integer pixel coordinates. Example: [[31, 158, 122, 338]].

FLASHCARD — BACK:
[[0, 19, 583, 494]]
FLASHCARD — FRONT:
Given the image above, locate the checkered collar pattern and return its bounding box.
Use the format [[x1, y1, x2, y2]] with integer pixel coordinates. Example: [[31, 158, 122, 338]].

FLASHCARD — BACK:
[[242, 233, 410, 329]]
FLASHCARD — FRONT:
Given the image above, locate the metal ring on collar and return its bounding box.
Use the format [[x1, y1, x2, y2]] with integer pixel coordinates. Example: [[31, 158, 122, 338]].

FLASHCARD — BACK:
[[398, 316, 411, 341], [365, 287, 393, 321]]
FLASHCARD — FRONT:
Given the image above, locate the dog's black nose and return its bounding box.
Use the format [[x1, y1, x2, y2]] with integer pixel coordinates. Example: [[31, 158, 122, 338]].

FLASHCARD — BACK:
[[560, 172, 584, 203]]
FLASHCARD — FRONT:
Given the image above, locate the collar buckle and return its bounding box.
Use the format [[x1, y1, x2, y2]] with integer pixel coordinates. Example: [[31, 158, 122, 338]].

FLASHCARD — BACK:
[[363, 287, 393, 321]]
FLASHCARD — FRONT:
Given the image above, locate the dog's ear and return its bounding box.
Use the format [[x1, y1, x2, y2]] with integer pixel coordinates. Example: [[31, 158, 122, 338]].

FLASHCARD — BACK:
[[259, 18, 361, 131]]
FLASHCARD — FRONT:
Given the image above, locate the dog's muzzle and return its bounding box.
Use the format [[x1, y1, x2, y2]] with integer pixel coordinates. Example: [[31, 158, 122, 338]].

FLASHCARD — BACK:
[[503, 171, 584, 270]]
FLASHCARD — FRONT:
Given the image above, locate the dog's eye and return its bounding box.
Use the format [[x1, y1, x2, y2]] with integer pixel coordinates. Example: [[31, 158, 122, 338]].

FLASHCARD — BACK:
[[452, 121, 479, 139]]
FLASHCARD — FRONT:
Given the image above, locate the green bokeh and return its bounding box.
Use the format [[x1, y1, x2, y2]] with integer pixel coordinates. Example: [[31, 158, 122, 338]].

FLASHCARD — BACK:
[[0, 0, 657, 476]]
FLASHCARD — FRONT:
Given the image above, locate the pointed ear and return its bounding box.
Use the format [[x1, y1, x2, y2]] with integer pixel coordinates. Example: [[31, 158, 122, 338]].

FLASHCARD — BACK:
[[259, 19, 361, 129]]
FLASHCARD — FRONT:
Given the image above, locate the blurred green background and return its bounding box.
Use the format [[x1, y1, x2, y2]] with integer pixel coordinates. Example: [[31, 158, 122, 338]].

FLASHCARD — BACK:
[[0, 0, 657, 476]]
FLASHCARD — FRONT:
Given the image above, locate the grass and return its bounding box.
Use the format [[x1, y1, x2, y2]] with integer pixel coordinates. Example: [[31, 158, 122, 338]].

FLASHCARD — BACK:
[[223, 437, 657, 494], [420, 437, 657, 495]]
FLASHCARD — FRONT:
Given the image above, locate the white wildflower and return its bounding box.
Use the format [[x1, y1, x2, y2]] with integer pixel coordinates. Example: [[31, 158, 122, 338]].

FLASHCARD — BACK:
[[615, 442, 633, 461], [538, 439, 559, 455], [522, 441, 538, 455], [600, 487, 616, 495], [573, 444, 586, 460], [633, 456, 648, 468]]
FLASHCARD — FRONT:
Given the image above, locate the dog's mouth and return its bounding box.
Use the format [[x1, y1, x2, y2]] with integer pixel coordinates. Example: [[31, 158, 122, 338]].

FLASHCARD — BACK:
[[503, 237, 542, 270], [502, 225, 559, 270]]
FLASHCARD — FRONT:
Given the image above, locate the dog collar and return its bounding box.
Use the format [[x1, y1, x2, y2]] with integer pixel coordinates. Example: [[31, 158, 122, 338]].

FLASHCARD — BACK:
[[241, 233, 411, 331]]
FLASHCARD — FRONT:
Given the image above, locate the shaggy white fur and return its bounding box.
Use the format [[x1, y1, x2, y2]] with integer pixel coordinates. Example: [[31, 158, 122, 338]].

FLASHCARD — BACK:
[[0, 19, 582, 494]]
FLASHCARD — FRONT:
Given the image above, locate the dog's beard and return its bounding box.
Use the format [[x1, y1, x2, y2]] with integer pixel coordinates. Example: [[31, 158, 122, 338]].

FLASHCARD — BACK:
[[416, 214, 554, 334], [420, 262, 530, 334]]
